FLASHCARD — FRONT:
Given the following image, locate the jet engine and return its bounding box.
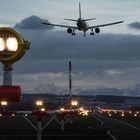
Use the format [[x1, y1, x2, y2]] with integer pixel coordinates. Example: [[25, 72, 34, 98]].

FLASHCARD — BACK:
[[67, 28, 72, 34], [95, 28, 100, 33]]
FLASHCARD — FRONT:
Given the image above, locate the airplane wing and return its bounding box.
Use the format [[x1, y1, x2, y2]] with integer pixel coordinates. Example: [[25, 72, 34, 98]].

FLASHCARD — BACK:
[[87, 21, 124, 29], [42, 22, 78, 29]]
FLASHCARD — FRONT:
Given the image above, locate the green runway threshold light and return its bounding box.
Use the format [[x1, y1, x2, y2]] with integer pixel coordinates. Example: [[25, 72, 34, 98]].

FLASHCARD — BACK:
[[0, 27, 30, 102]]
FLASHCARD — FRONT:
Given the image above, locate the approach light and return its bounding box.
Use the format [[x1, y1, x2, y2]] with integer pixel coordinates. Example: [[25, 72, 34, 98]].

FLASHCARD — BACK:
[[12, 114, 15, 117], [71, 100, 78, 106], [134, 114, 137, 117], [36, 100, 43, 106], [121, 113, 124, 117], [0, 27, 29, 65], [0, 101, 8, 106], [6, 37, 18, 51], [40, 108, 45, 112], [109, 113, 112, 117], [60, 107, 65, 112]]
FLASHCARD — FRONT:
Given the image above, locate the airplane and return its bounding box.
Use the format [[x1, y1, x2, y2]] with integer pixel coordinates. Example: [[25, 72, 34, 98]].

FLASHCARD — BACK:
[[42, 2, 124, 36]]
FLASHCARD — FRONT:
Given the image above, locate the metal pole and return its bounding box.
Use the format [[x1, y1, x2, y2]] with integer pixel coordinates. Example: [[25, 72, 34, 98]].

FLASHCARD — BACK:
[[37, 114, 42, 140], [3, 65, 13, 86], [61, 119, 64, 131], [69, 61, 72, 108]]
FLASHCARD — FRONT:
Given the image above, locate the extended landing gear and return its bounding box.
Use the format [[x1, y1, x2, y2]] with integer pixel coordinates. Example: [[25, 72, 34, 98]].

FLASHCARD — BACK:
[[83, 32, 86, 36], [71, 28, 76, 36], [90, 32, 94, 36], [90, 28, 94, 36], [72, 32, 76, 36]]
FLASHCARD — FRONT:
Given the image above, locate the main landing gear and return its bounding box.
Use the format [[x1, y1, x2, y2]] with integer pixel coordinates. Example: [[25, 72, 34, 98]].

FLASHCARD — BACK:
[[90, 32, 94, 35], [72, 32, 76, 36], [90, 28, 94, 36]]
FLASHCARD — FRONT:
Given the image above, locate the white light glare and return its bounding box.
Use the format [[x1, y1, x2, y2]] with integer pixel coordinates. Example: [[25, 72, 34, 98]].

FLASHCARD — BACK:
[[71, 100, 78, 106], [36, 100, 43, 106], [1, 101, 8, 106], [6, 37, 18, 51], [0, 38, 5, 51]]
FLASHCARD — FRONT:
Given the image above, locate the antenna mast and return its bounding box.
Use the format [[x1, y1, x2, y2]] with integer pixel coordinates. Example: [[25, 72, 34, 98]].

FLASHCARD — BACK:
[[69, 61, 72, 107]]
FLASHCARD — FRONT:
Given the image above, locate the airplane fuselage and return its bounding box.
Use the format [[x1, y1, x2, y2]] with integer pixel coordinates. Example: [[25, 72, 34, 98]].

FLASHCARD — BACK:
[[76, 18, 88, 31]]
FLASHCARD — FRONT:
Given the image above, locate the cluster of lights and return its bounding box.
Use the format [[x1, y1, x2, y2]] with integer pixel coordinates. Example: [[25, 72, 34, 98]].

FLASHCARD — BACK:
[[78, 107, 89, 116], [99, 108, 140, 118]]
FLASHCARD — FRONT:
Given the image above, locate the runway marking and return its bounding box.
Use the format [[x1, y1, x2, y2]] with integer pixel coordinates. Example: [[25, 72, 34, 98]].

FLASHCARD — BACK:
[[91, 114, 104, 126], [113, 118, 140, 132], [107, 129, 117, 140], [92, 114, 118, 140]]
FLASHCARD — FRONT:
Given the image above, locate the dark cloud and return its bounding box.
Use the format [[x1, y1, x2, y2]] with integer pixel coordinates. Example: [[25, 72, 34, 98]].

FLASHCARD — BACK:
[[128, 22, 140, 30], [12, 30, 140, 74], [18, 31, 140, 61], [14, 15, 53, 30]]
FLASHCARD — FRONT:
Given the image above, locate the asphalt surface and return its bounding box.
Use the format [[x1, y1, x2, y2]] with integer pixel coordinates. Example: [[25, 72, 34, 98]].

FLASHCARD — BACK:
[[0, 130, 113, 140], [0, 115, 113, 140], [93, 113, 140, 140]]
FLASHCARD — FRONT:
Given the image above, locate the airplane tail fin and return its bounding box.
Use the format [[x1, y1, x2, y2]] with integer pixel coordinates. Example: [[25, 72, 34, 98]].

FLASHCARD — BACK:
[[64, 2, 96, 22], [79, 2, 81, 19]]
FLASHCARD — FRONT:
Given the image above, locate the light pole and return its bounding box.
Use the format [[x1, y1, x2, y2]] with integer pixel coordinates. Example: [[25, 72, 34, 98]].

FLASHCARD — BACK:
[[35, 100, 44, 140]]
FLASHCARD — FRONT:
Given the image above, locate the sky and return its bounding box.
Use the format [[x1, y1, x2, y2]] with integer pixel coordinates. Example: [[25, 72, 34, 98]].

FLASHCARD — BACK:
[[0, 0, 140, 94]]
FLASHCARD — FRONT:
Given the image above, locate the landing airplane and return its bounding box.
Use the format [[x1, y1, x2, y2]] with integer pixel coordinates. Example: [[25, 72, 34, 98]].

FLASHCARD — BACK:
[[42, 2, 124, 36]]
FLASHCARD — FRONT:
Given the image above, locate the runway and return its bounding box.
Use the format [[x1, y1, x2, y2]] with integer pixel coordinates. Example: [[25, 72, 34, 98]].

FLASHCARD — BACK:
[[93, 112, 140, 140]]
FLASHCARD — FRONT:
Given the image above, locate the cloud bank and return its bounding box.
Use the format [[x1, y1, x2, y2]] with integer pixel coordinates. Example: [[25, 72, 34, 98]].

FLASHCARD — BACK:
[[128, 22, 140, 30], [15, 15, 53, 30]]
